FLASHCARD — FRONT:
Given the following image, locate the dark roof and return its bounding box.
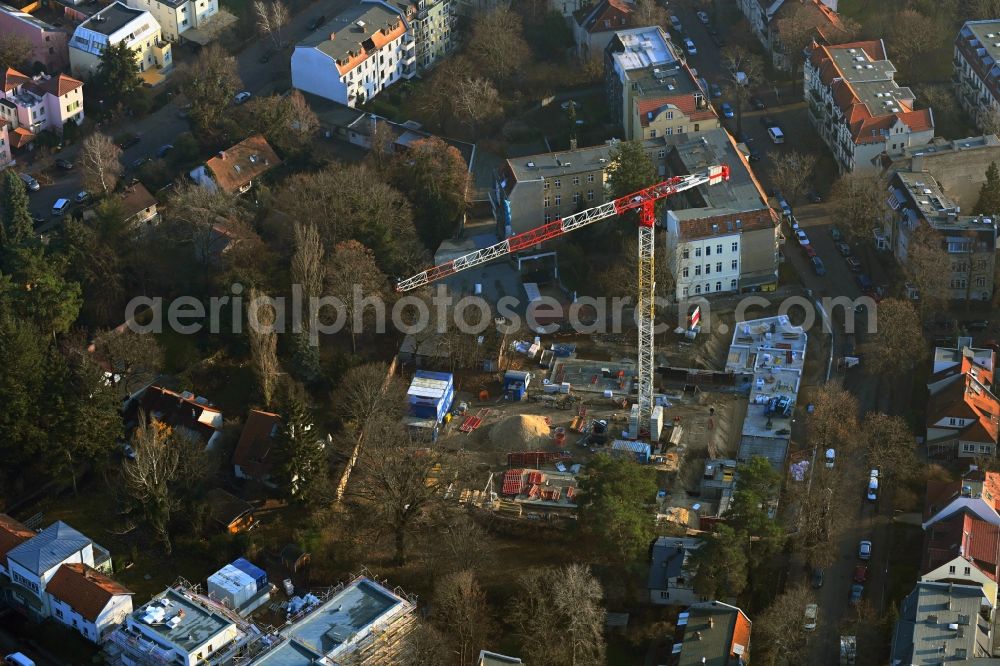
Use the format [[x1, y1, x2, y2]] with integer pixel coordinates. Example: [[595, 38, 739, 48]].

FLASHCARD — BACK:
[[205, 488, 253, 527], [135, 385, 222, 444], [118, 182, 156, 221], [232, 410, 281, 480], [46, 563, 133, 622], [647, 537, 695, 589], [298, 2, 406, 76], [81, 2, 147, 36], [574, 0, 632, 34], [673, 601, 751, 666]]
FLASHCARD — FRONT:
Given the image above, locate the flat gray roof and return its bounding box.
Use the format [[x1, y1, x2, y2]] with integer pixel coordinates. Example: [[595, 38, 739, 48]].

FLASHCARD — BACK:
[[961, 20, 1000, 79], [828, 44, 914, 117], [896, 171, 999, 232], [250, 638, 327, 665], [132, 587, 235, 652], [665, 129, 766, 214], [298, 2, 403, 64], [81, 2, 148, 36], [892, 581, 992, 665]]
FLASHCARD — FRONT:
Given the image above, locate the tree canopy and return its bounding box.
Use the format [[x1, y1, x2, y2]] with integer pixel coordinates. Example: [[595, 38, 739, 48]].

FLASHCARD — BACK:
[[975, 161, 1000, 216], [577, 454, 658, 567]]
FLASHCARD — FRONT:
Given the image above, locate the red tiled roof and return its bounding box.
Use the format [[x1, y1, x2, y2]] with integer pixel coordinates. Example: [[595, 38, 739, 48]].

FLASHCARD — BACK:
[[9, 127, 33, 149], [0, 514, 35, 562], [676, 208, 775, 242], [731, 608, 752, 657], [1, 67, 29, 93], [205, 134, 281, 194], [29, 73, 82, 98], [967, 514, 1000, 570], [232, 410, 281, 480], [46, 563, 132, 622], [922, 512, 1000, 580], [636, 95, 717, 127], [575, 0, 633, 33], [925, 374, 999, 443]]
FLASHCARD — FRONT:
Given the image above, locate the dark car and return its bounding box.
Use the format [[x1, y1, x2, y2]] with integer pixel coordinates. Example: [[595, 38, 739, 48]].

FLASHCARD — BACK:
[[55, 158, 74, 170], [307, 14, 326, 30], [747, 150, 761, 162], [710, 33, 725, 48], [750, 96, 766, 110], [811, 256, 826, 276], [849, 584, 864, 605], [807, 189, 822, 203], [130, 157, 149, 171], [853, 564, 868, 583], [31, 212, 45, 225], [811, 568, 824, 589], [118, 134, 140, 149], [856, 273, 873, 291], [156, 144, 173, 158], [836, 241, 851, 256]]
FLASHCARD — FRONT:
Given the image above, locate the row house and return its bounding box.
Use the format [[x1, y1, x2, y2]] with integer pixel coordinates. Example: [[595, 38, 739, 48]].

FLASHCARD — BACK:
[[736, 0, 847, 71], [804, 39, 934, 172], [926, 371, 1000, 459], [605, 27, 719, 141], [69, 2, 172, 80], [291, 0, 415, 108], [573, 0, 633, 61], [125, 0, 219, 43], [885, 169, 997, 302], [0, 67, 83, 141], [921, 511, 1000, 605], [0, 2, 69, 73], [397, 0, 455, 70], [954, 20, 1000, 133]]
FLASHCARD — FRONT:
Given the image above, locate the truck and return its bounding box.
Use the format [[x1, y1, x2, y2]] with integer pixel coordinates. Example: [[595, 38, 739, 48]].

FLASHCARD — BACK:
[[840, 636, 856, 665]]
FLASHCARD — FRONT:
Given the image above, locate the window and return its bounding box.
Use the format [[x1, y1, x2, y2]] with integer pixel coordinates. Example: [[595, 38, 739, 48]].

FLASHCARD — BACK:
[[573, 192, 580, 204], [682, 248, 689, 259], [587, 189, 594, 201], [977, 276, 987, 287], [716, 281, 721, 291], [949, 565, 956, 573], [704, 283, 711, 293], [544, 181, 549, 190], [572, 176, 579, 185], [694, 123, 700, 131], [587, 174, 594, 183], [695, 284, 701, 294], [730, 279, 737, 288], [963, 443, 977, 453], [732, 242, 738, 252], [706, 246, 711, 256], [716, 262, 722, 272], [705, 264, 711, 274], [665, 128, 672, 135], [695, 247, 702, 257], [544, 196, 550, 207], [659, 591, 669, 599], [683, 287, 689, 297], [716, 244, 723, 254], [554, 179, 561, 188], [544, 213, 552, 222], [649, 129, 657, 138], [950, 418, 957, 425], [666, 111, 673, 119], [555, 194, 561, 205], [658, 149, 665, 158], [682, 267, 689, 278], [965, 566, 973, 575], [55, 608, 63, 618], [981, 445, 992, 454], [951, 278, 968, 289], [695, 265, 702, 276]]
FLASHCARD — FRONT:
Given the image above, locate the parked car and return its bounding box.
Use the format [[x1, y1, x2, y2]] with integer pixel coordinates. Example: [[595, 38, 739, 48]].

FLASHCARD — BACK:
[[696, 10, 709, 24], [795, 229, 810, 246], [4, 653, 35, 666], [122, 442, 136, 460], [55, 158, 74, 170], [849, 583, 864, 605], [130, 157, 149, 171], [156, 144, 173, 158], [853, 564, 868, 583], [846, 256, 862, 272], [811, 256, 826, 276], [836, 241, 851, 256], [31, 212, 45, 225], [807, 189, 822, 203], [75, 190, 90, 204], [858, 540, 872, 560], [803, 245, 817, 259], [747, 150, 760, 162], [856, 273, 873, 291], [867, 469, 879, 501], [118, 133, 140, 149], [720, 102, 733, 118], [683, 37, 697, 55], [811, 567, 824, 588], [750, 96, 766, 110], [234, 91, 252, 105], [709, 83, 722, 98], [51, 198, 70, 217], [710, 33, 725, 48], [803, 603, 818, 631], [19, 173, 39, 191], [768, 126, 785, 143], [669, 14, 682, 31], [825, 448, 835, 468], [830, 226, 843, 241], [306, 14, 327, 30]]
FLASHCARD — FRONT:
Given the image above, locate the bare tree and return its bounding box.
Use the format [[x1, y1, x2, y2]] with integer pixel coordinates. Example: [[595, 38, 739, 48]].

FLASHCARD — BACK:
[[980, 107, 1000, 137], [887, 10, 942, 80], [508, 565, 606, 666], [752, 585, 815, 666], [770, 150, 819, 205], [634, 0, 668, 28], [862, 411, 918, 483], [865, 298, 926, 375], [829, 171, 886, 244], [806, 384, 860, 456], [399, 621, 450, 666], [291, 222, 325, 302], [248, 286, 281, 407], [423, 511, 497, 575], [720, 45, 763, 135], [325, 240, 387, 353], [80, 132, 122, 196], [123, 419, 180, 554], [0, 34, 32, 73], [368, 120, 398, 173], [906, 225, 951, 315], [285, 90, 319, 147], [467, 9, 531, 83], [431, 570, 493, 666], [94, 328, 163, 396], [339, 363, 405, 437], [178, 44, 242, 138], [450, 76, 502, 130], [254, 0, 289, 49]]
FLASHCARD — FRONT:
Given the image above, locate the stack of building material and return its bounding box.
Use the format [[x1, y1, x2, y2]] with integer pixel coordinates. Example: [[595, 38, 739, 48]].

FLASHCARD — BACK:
[[502, 469, 525, 495]]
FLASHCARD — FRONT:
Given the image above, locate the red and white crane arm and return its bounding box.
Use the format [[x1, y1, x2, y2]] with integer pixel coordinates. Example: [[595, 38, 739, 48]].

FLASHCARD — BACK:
[[394, 165, 730, 292]]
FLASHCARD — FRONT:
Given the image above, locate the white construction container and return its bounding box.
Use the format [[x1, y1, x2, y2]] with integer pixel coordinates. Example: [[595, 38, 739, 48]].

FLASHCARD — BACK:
[[627, 404, 641, 440], [650, 405, 664, 440], [208, 564, 257, 611]]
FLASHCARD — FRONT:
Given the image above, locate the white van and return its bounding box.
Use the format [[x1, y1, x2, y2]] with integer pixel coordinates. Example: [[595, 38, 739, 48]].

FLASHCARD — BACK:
[[52, 198, 70, 217], [824, 448, 835, 469], [768, 126, 785, 144], [5, 653, 36, 666]]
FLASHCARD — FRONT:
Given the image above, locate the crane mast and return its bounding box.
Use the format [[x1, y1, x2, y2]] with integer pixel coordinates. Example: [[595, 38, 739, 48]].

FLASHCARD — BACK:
[[396, 164, 730, 438]]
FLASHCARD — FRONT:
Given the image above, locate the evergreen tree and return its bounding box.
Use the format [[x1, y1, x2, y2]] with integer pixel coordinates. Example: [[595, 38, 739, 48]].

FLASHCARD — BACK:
[[606, 140, 657, 200], [94, 41, 142, 107], [1, 170, 33, 254], [275, 385, 329, 504], [688, 524, 749, 598], [975, 161, 1000, 215]]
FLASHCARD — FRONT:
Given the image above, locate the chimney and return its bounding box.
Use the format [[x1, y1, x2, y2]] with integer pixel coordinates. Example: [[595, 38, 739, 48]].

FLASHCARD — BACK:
[[218, 151, 226, 160], [709, 617, 714, 628], [329, 31, 336, 40]]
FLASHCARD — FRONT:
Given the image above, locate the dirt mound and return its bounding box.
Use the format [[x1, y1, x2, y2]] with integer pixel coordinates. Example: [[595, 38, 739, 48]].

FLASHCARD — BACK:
[[488, 414, 552, 450]]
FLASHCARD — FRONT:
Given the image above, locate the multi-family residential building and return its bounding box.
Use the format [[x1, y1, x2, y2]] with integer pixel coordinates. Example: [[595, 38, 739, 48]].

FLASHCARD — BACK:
[[125, 0, 219, 43], [1, 67, 83, 140], [663, 128, 779, 297], [573, 0, 633, 59], [605, 27, 719, 141], [737, 0, 848, 71], [46, 563, 134, 643], [929, 336, 995, 395], [891, 581, 995, 664], [670, 601, 752, 666], [804, 40, 934, 172], [0, 2, 70, 72], [926, 366, 1000, 459], [955, 20, 1000, 132], [189, 134, 281, 195], [885, 168, 997, 302], [923, 469, 1000, 529], [921, 511, 1000, 605], [647, 536, 703, 606], [291, 0, 415, 107], [69, 2, 171, 80], [396, 0, 454, 70]]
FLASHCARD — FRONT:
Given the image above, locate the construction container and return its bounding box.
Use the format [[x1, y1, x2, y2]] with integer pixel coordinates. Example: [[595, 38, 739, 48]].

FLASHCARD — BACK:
[[627, 404, 641, 440], [209, 563, 262, 613], [503, 370, 531, 401], [611, 439, 651, 464], [650, 405, 665, 441], [407, 371, 454, 423], [231, 557, 268, 589]]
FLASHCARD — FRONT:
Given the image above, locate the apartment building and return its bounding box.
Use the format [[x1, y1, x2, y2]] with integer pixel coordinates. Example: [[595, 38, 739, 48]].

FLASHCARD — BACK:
[[573, 0, 633, 60], [0, 2, 70, 72], [804, 39, 934, 172], [291, 0, 415, 107], [891, 582, 995, 664], [955, 20, 1000, 132], [737, 0, 848, 71], [69, 2, 171, 79], [606, 27, 718, 141], [125, 0, 219, 43], [663, 128, 779, 298], [397, 0, 454, 70], [0, 68, 84, 141]]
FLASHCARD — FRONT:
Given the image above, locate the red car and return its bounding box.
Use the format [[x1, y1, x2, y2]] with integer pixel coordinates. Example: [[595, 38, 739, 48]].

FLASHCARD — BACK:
[[803, 244, 817, 259], [853, 564, 868, 583]]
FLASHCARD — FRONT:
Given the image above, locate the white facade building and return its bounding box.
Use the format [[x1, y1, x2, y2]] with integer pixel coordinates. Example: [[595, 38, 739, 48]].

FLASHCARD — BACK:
[[125, 0, 218, 42], [291, 0, 415, 107], [69, 2, 171, 79], [46, 563, 133, 644], [0, 68, 84, 137]]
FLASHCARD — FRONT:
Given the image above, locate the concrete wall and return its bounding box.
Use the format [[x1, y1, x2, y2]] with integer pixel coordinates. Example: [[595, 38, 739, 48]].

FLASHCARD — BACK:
[[738, 225, 778, 288]]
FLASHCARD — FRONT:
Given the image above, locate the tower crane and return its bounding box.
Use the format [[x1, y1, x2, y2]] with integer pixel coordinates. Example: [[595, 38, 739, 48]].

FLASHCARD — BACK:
[[396, 164, 730, 438]]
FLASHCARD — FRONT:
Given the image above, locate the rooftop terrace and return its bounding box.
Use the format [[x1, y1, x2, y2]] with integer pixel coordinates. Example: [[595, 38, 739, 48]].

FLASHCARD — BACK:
[[129, 587, 237, 652]]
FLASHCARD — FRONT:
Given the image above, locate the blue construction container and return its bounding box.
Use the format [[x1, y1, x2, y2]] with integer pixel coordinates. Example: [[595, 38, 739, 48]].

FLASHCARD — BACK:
[[503, 370, 530, 401], [231, 557, 268, 590], [611, 439, 651, 464], [407, 371, 454, 423]]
